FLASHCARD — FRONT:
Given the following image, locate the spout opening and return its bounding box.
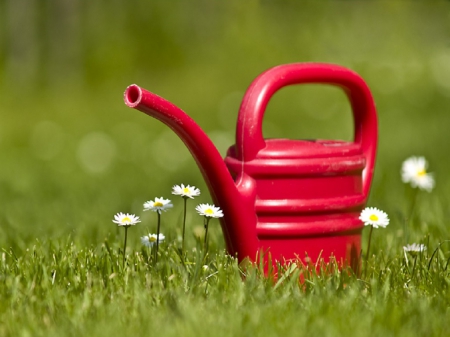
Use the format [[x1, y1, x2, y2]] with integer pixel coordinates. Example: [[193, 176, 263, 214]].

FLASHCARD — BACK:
[[124, 85, 142, 107]]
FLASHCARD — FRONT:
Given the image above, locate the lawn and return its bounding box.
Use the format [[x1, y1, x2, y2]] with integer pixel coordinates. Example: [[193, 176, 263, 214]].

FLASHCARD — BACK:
[[1, 1, 450, 336]]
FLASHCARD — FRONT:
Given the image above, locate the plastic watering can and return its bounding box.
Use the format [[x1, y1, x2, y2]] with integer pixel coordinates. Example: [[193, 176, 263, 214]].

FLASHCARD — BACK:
[[124, 63, 377, 271]]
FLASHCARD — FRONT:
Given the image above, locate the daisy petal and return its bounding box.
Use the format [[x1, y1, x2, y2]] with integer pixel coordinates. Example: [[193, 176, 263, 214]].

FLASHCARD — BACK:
[[112, 212, 141, 226], [195, 203, 224, 218], [359, 207, 389, 228], [143, 197, 173, 214], [172, 184, 201, 199], [401, 156, 435, 192]]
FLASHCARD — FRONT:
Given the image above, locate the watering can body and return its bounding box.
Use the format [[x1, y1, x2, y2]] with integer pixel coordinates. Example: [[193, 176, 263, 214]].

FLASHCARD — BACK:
[[225, 139, 367, 270], [124, 63, 377, 271]]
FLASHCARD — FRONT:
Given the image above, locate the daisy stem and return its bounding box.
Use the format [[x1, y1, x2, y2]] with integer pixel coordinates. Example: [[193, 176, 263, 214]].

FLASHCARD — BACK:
[[411, 255, 418, 278], [407, 188, 419, 223], [364, 225, 374, 278], [155, 212, 161, 265], [204, 217, 210, 251], [404, 188, 418, 244], [182, 197, 187, 255], [122, 226, 129, 269]]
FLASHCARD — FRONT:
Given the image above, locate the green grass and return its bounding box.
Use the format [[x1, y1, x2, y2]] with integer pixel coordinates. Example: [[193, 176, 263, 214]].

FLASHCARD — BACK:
[[1, 231, 450, 337], [1, 1, 450, 336]]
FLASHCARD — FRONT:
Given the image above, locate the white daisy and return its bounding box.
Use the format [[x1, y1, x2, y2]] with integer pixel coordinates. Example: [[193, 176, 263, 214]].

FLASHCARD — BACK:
[[141, 233, 165, 247], [403, 243, 427, 253], [401, 156, 435, 192], [112, 212, 141, 226], [195, 203, 224, 218], [143, 197, 173, 214], [359, 207, 389, 228], [172, 184, 201, 199]]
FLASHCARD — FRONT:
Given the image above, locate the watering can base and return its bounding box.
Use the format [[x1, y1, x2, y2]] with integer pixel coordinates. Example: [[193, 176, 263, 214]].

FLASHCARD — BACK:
[[256, 232, 362, 275]]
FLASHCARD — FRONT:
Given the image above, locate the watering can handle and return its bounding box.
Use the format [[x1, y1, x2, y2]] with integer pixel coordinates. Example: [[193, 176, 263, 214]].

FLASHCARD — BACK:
[[236, 63, 377, 198]]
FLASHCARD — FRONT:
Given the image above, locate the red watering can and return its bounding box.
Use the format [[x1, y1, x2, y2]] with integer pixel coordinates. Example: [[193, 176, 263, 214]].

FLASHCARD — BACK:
[[124, 63, 377, 272]]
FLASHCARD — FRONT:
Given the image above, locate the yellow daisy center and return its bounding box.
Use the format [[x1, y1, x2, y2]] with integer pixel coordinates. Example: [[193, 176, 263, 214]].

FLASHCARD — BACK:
[[369, 214, 379, 221], [149, 236, 157, 242], [183, 187, 190, 193], [154, 202, 163, 207], [205, 208, 214, 215], [121, 217, 131, 223], [417, 169, 426, 177]]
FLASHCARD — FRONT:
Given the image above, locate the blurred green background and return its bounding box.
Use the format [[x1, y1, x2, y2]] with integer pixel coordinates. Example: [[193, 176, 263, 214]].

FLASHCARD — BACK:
[[1, 1, 449, 249]]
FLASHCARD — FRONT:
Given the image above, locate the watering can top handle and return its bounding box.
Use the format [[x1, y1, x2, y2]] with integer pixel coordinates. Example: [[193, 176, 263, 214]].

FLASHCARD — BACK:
[[236, 63, 378, 197]]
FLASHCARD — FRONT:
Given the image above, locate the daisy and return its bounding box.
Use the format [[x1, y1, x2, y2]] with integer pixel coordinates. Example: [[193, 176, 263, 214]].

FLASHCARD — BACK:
[[172, 184, 200, 255], [112, 212, 141, 226], [195, 203, 224, 218], [403, 243, 427, 253], [112, 212, 140, 268], [360, 206, 390, 277], [172, 184, 201, 199], [143, 197, 173, 214], [196, 203, 224, 250], [143, 197, 172, 264], [401, 156, 435, 192], [141, 233, 166, 248], [359, 207, 390, 228]]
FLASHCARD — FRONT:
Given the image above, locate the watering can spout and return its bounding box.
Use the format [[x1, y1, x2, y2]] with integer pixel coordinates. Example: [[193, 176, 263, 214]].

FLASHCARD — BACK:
[[124, 84, 259, 259]]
